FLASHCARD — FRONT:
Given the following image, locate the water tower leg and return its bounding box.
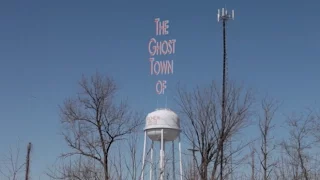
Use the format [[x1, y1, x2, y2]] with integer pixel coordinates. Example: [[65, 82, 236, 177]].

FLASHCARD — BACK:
[[160, 129, 164, 180], [150, 141, 154, 180], [179, 135, 183, 180], [172, 141, 176, 180], [163, 141, 166, 179], [141, 131, 147, 180]]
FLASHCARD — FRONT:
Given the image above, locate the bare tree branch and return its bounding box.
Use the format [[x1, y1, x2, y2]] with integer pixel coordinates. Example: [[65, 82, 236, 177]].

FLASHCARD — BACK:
[[280, 109, 317, 180], [51, 72, 143, 180], [176, 81, 254, 180], [258, 96, 280, 180], [0, 141, 26, 180]]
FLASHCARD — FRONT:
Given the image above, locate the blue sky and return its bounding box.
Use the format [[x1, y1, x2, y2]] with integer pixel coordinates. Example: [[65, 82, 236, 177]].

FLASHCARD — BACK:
[[0, 0, 320, 179]]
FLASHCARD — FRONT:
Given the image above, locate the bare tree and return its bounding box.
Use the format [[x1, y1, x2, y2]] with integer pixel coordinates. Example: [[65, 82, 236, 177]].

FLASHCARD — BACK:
[[258, 97, 279, 180], [47, 157, 104, 180], [0, 142, 26, 180], [57, 72, 142, 180], [281, 110, 316, 180], [248, 145, 256, 180], [124, 133, 142, 180], [111, 134, 145, 180], [112, 145, 126, 180], [183, 160, 199, 180], [176, 81, 254, 180], [273, 154, 291, 180]]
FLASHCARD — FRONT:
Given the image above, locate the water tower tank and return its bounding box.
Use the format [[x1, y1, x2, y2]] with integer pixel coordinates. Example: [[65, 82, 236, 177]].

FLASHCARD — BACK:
[[145, 108, 181, 141]]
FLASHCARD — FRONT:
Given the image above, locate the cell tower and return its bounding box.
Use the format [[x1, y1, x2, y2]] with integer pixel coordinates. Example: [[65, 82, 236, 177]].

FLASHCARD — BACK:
[[141, 108, 183, 180], [217, 7, 235, 180]]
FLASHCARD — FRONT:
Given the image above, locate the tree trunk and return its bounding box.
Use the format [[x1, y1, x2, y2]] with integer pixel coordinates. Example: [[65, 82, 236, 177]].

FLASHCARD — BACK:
[[104, 154, 109, 180]]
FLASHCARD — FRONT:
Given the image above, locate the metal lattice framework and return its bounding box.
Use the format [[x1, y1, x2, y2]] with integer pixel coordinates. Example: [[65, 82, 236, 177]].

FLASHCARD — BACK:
[[218, 7, 234, 180]]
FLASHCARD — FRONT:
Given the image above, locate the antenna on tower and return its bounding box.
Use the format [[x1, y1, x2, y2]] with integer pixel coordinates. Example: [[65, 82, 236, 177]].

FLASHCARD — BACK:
[[217, 8, 234, 22], [217, 7, 235, 180]]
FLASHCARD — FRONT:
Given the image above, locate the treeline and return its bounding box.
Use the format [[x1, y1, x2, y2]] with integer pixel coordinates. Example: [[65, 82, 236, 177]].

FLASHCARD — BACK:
[[1, 72, 320, 180]]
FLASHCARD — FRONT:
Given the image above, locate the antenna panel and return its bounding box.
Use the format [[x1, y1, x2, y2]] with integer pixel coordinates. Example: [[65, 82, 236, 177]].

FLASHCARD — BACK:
[[217, 9, 220, 22], [232, 10, 234, 20], [222, 8, 224, 16]]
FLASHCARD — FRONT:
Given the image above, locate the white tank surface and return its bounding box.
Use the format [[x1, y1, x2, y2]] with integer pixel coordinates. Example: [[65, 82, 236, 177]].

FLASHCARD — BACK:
[[145, 108, 181, 141]]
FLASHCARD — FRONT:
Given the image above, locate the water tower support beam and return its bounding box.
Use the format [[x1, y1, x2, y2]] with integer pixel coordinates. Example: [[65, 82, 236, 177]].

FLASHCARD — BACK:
[[141, 131, 147, 180], [150, 141, 154, 180], [160, 129, 165, 180], [163, 141, 166, 179], [172, 141, 176, 180], [179, 135, 183, 180]]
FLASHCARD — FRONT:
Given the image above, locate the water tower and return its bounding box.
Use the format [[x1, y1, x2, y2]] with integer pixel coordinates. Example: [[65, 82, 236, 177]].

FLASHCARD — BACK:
[[141, 108, 183, 180]]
